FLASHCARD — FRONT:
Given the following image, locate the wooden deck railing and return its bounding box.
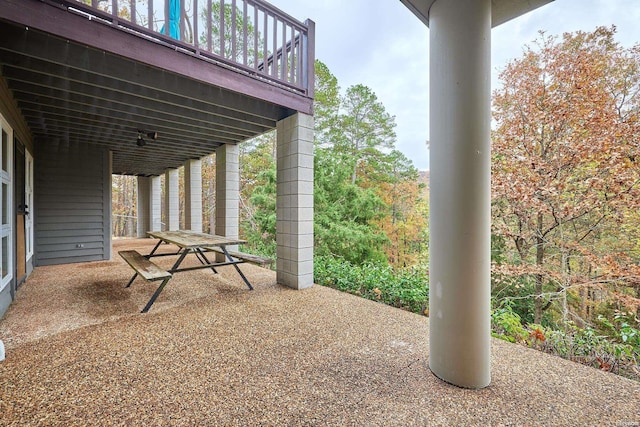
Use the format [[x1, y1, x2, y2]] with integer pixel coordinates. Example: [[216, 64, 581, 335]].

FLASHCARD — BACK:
[[64, 0, 314, 96]]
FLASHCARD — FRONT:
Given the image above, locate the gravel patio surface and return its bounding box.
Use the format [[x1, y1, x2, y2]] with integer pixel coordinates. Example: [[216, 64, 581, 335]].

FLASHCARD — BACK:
[[0, 239, 638, 426]]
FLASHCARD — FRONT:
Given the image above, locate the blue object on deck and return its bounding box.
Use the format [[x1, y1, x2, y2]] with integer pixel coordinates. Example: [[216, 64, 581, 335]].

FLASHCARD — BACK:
[[160, 0, 181, 40]]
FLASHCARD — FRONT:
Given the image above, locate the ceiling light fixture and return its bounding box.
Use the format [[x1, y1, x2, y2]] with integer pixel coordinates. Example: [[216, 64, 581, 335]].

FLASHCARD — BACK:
[[136, 130, 158, 147]]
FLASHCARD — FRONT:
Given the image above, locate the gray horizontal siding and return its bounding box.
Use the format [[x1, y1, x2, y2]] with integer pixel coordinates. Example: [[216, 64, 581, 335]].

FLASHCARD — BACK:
[[35, 141, 111, 266], [37, 235, 103, 246], [38, 195, 104, 204], [37, 228, 106, 237]]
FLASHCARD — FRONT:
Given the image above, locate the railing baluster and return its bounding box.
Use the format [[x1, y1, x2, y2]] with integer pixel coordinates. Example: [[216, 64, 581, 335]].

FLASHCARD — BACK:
[[130, 0, 136, 25], [253, 5, 258, 69], [242, 0, 248, 66], [262, 10, 268, 75], [180, 0, 185, 41], [112, 0, 118, 23], [289, 26, 298, 83], [272, 15, 277, 78], [194, 0, 199, 49], [281, 22, 286, 81], [207, 0, 212, 52], [297, 30, 302, 86], [219, 0, 225, 57], [231, 0, 237, 62], [148, 0, 153, 31], [164, 0, 170, 36]]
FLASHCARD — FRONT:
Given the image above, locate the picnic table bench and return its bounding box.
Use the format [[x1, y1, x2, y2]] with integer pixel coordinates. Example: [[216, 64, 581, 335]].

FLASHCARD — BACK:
[[118, 250, 172, 313], [202, 247, 273, 268]]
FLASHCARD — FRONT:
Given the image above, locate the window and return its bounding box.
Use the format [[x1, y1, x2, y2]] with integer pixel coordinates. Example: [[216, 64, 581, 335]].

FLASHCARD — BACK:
[[25, 151, 33, 259], [0, 116, 13, 291]]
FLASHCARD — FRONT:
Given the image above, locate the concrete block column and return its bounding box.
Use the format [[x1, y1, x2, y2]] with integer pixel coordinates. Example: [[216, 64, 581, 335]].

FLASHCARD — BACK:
[[136, 176, 150, 237], [428, 0, 492, 388], [136, 176, 161, 236], [150, 175, 162, 232], [215, 144, 240, 260], [164, 168, 179, 231], [276, 112, 314, 289], [184, 159, 202, 232]]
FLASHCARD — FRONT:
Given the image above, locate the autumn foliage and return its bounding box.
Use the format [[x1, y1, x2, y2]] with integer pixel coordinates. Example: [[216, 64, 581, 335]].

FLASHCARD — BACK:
[[492, 27, 640, 326]]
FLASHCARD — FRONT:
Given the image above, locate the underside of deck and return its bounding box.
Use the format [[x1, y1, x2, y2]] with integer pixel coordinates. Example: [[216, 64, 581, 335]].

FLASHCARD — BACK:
[[0, 0, 313, 176]]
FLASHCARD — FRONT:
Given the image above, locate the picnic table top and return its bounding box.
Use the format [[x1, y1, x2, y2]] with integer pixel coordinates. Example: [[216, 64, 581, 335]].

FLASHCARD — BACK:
[[147, 230, 247, 249]]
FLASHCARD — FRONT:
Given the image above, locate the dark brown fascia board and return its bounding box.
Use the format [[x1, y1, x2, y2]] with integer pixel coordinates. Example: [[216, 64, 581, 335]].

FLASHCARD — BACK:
[[0, 0, 313, 115], [398, 0, 554, 28]]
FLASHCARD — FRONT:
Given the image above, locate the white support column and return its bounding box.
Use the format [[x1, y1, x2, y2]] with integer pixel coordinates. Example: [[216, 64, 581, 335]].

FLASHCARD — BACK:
[[215, 144, 240, 260], [428, 0, 492, 388], [136, 176, 150, 238], [184, 159, 202, 232], [164, 168, 179, 231], [150, 175, 162, 232], [137, 176, 161, 236], [276, 112, 314, 290]]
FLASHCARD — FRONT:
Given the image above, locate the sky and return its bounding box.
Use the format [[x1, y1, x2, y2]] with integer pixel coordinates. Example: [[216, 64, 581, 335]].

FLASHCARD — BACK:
[[267, 0, 640, 171]]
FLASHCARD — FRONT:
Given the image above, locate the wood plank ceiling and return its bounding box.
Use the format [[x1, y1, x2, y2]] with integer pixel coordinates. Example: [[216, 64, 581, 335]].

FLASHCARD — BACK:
[[0, 1, 310, 176]]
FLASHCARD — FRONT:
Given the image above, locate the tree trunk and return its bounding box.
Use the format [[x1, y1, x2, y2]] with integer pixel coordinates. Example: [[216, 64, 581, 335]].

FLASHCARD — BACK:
[[351, 140, 359, 185], [534, 212, 545, 324], [125, 178, 134, 237], [208, 180, 215, 234], [351, 162, 357, 185], [561, 251, 569, 325], [637, 286, 640, 321]]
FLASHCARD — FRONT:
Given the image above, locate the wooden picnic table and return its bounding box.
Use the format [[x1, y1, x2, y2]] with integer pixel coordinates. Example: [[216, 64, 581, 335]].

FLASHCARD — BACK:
[[120, 230, 255, 313], [147, 230, 246, 249]]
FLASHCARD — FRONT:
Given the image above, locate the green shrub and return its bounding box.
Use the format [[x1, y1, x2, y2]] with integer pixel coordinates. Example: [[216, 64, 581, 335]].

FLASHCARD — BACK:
[[314, 255, 428, 314], [539, 322, 638, 378], [491, 302, 528, 343]]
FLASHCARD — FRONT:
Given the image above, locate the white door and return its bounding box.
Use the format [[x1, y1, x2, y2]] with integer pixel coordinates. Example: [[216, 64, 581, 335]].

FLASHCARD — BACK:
[[0, 114, 13, 291]]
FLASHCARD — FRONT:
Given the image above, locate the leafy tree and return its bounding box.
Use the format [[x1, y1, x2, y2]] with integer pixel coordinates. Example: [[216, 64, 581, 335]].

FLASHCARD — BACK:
[[372, 150, 427, 268], [492, 27, 640, 325], [201, 154, 216, 233], [112, 175, 137, 237], [309, 62, 389, 263], [314, 60, 341, 146], [332, 84, 397, 185], [239, 132, 276, 257], [311, 62, 427, 266], [245, 167, 276, 258], [314, 147, 388, 264]]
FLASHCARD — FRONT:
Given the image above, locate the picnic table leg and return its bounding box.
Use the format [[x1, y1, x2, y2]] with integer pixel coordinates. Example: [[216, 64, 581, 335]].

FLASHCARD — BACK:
[[168, 249, 190, 273], [194, 248, 219, 274], [141, 277, 171, 313], [221, 247, 254, 290], [146, 239, 164, 258], [125, 273, 139, 288]]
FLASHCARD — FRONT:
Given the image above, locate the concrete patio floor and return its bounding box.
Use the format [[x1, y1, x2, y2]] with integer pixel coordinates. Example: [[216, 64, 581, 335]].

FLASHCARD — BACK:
[[0, 239, 638, 426]]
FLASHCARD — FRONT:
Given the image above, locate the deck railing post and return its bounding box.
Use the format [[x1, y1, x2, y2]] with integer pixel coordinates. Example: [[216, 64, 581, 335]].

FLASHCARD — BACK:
[[302, 19, 315, 98]]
